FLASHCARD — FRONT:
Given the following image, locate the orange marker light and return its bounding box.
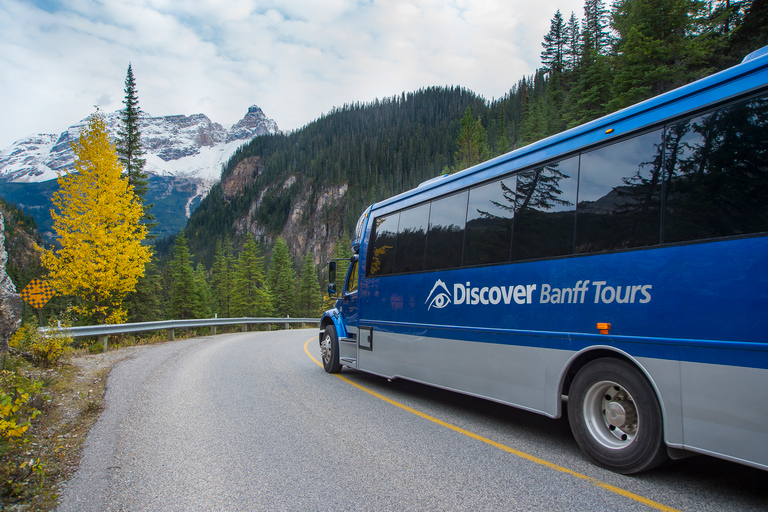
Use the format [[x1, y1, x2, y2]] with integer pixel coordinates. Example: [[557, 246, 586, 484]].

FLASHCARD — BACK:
[[597, 322, 611, 335], [605, 128, 614, 134]]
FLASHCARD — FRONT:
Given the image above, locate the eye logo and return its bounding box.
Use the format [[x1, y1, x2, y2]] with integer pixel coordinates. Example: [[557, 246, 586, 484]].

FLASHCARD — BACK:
[[426, 279, 452, 310]]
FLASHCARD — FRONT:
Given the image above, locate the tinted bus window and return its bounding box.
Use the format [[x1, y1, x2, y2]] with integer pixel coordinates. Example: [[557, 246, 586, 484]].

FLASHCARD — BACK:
[[664, 94, 768, 243], [369, 213, 399, 276], [393, 203, 430, 274], [576, 130, 664, 253], [463, 177, 516, 266], [511, 156, 579, 261], [424, 191, 468, 270]]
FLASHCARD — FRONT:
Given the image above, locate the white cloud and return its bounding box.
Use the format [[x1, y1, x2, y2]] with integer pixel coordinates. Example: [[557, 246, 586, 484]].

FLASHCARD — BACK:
[[0, 0, 586, 148]]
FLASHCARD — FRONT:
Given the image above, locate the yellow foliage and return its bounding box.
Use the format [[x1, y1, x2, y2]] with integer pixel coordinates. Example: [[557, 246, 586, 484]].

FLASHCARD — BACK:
[[38, 112, 151, 324], [9, 319, 73, 366]]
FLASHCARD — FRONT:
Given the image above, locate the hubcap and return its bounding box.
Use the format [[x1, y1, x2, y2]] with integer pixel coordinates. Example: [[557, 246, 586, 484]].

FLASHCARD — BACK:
[[583, 381, 639, 449], [321, 334, 332, 364]]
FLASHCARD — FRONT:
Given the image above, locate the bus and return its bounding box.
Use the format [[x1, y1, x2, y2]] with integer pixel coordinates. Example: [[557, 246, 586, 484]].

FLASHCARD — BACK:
[[319, 46, 768, 474]]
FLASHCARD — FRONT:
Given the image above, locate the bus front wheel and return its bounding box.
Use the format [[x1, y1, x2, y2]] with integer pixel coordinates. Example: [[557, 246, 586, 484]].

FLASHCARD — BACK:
[[568, 358, 668, 474], [321, 324, 342, 373]]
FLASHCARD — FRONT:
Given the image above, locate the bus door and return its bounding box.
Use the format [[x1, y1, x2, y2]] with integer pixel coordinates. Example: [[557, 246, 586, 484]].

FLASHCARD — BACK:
[[338, 256, 359, 365]]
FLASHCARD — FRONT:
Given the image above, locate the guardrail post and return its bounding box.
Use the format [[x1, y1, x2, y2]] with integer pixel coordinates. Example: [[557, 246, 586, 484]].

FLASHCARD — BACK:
[[167, 329, 175, 341], [211, 325, 217, 336], [241, 323, 247, 332], [285, 315, 290, 330], [267, 323, 271, 331], [99, 334, 108, 351]]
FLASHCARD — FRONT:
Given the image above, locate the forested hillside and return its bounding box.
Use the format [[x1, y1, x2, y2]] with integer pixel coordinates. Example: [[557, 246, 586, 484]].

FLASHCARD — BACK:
[[183, 0, 766, 269]]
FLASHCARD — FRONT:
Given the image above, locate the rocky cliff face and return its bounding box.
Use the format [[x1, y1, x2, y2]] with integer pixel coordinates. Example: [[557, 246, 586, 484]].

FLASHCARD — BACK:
[[0, 213, 22, 352]]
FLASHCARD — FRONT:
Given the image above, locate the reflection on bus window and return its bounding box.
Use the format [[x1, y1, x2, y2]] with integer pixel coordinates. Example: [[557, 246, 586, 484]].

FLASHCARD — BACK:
[[464, 177, 516, 266], [393, 203, 430, 274], [664, 94, 768, 243], [511, 156, 578, 261], [425, 191, 468, 270], [576, 129, 664, 253]]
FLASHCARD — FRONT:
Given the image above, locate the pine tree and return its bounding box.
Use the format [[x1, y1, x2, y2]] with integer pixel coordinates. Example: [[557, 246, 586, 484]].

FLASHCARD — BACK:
[[296, 252, 322, 318], [452, 107, 490, 172], [609, 0, 712, 111], [116, 64, 156, 236], [168, 231, 200, 319], [40, 112, 151, 324], [267, 237, 296, 318], [123, 256, 164, 322], [542, 10, 567, 76], [210, 238, 233, 317], [194, 262, 213, 318], [232, 235, 272, 317]]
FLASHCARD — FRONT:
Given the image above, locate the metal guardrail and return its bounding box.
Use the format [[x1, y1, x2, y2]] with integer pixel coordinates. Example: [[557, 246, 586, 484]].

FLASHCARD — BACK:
[[41, 316, 320, 350]]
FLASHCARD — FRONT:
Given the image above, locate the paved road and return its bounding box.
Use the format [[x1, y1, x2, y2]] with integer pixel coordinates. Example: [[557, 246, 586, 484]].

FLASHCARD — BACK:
[[58, 329, 767, 511]]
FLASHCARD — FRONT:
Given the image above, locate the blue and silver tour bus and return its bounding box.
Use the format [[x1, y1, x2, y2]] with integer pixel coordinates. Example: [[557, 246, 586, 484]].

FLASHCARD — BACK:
[[320, 46, 768, 474]]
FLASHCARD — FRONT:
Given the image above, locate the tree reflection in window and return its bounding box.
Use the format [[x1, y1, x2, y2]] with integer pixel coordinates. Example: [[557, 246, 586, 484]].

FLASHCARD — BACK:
[[463, 177, 516, 266], [425, 191, 468, 270], [576, 129, 664, 253], [511, 157, 578, 260], [369, 213, 398, 276], [664, 94, 768, 242], [393, 203, 430, 274]]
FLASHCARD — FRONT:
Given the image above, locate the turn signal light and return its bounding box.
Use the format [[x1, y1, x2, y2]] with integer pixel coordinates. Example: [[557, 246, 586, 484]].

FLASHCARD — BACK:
[[597, 322, 611, 335], [605, 128, 615, 134]]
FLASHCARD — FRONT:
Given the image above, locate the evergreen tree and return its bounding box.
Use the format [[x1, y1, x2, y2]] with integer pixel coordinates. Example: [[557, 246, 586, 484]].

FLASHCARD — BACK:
[[452, 107, 490, 172], [296, 252, 322, 318], [168, 231, 200, 319], [123, 256, 164, 322], [565, 11, 582, 71], [210, 238, 233, 317], [232, 235, 272, 317], [609, 0, 711, 111], [542, 10, 567, 76], [116, 64, 155, 236], [40, 112, 151, 325], [267, 237, 296, 318], [194, 262, 213, 318]]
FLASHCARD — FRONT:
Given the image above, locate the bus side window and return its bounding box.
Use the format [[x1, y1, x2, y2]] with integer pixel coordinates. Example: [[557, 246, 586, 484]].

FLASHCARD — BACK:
[[393, 203, 430, 274], [511, 156, 578, 261], [424, 191, 468, 270], [368, 213, 399, 276], [576, 129, 664, 253], [347, 260, 359, 293], [463, 177, 516, 266], [663, 94, 768, 243]]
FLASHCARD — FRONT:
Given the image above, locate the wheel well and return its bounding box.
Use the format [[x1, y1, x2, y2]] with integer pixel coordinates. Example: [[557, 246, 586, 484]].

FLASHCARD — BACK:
[[561, 349, 642, 398]]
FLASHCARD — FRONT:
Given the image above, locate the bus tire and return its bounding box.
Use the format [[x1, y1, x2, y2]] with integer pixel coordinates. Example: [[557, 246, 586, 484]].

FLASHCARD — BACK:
[[321, 324, 342, 373], [568, 358, 668, 474]]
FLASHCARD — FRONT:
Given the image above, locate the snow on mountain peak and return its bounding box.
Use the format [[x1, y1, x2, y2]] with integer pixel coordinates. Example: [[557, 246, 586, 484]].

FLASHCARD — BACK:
[[0, 106, 279, 184]]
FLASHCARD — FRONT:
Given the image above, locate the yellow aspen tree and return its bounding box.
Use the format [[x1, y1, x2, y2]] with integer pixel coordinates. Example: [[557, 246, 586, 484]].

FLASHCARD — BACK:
[[40, 112, 151, 324]]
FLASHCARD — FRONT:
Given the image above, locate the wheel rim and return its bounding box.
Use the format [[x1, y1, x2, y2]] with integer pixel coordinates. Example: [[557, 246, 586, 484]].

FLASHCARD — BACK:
[[321, 333, 332, 365], [582, 380, 639, 450]]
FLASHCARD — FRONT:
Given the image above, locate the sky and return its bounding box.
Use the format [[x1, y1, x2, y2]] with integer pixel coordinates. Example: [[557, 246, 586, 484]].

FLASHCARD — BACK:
[[0, 0, 587, 149]]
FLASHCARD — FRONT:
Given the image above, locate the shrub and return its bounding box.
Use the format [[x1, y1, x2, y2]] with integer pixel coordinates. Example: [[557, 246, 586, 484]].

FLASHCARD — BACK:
[[9, 318, 73, 367]]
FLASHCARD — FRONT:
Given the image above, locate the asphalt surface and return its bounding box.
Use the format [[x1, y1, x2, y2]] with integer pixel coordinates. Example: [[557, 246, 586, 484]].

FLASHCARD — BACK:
[[57, 329, 768, 511]]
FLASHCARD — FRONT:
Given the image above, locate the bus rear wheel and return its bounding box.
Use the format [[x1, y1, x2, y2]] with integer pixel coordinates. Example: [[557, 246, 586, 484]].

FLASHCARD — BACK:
[[568, 358, 668, 474], [320, 324, 342, 373]]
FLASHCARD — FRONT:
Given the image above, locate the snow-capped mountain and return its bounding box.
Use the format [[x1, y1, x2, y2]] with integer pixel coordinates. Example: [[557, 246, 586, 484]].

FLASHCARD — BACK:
[[0, 105, 278, 184], [0, 105, 278, 240]]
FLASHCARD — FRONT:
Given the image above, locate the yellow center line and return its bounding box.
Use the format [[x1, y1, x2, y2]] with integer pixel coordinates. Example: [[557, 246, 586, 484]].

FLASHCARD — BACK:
[[303, 338, 681, 512]]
